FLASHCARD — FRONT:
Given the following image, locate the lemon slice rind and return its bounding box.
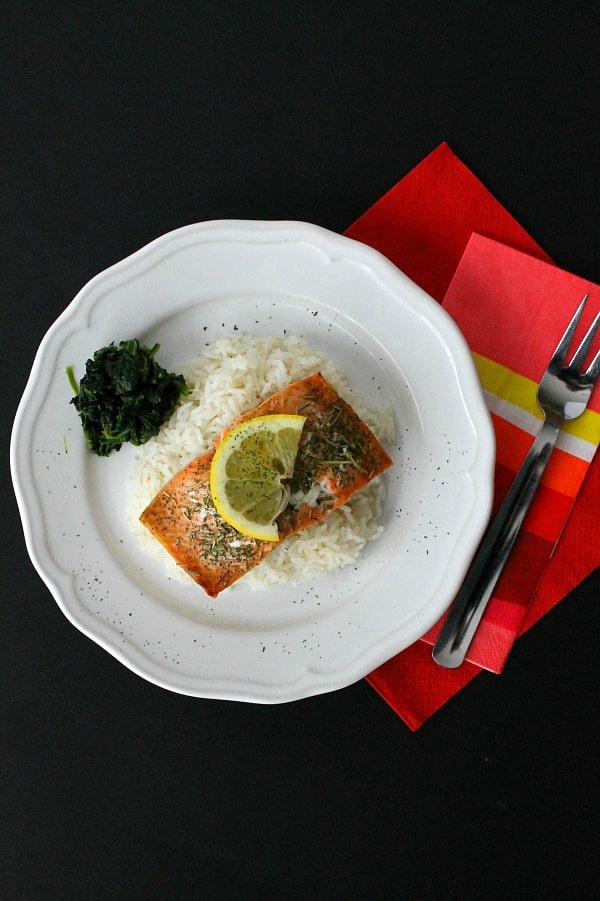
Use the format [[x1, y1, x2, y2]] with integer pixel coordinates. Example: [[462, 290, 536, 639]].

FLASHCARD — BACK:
[[209, 413, 306, 541]]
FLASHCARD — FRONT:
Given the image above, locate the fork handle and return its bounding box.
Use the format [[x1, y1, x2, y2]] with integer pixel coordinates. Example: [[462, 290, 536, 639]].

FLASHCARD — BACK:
[[432, 418, 561, 668]]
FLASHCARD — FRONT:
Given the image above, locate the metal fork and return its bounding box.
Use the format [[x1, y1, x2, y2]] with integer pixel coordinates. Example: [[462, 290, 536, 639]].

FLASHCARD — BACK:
[[433, 294, 600, 669]]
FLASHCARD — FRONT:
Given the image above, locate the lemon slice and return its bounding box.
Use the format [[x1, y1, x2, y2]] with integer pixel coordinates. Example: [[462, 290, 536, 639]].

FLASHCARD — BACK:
[[209, 413, 306, 541]]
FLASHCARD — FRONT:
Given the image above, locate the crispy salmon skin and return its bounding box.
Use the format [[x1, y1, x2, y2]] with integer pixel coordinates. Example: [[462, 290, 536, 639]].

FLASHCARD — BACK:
[[139, 373, 393, 596]]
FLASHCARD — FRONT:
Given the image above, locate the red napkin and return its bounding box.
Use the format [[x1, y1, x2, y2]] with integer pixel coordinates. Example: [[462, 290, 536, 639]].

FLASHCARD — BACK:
[[422, 235, 600, 671], [344, 143, 600, 729]]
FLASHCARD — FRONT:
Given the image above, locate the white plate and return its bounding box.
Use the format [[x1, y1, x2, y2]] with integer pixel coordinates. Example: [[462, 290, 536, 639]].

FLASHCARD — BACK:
[[11, 220, 495, 703]]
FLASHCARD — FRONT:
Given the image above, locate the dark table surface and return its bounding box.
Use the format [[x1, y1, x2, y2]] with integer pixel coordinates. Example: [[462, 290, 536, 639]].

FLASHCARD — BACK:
[[3, 3, 599, 899]]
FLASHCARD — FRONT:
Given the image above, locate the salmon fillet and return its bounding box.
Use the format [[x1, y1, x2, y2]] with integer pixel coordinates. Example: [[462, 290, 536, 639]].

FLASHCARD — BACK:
[[139, 373, 393, 596]]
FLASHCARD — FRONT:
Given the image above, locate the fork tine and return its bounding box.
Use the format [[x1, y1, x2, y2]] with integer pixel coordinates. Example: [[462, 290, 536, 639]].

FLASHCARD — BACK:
[[585, 345, 600, 382], [569, 309, 600, 371], [549, 294, 589, 368]]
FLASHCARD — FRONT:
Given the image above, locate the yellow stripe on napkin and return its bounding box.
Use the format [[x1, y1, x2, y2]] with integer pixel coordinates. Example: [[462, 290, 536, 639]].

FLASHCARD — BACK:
[[472, 353, 600, 446]]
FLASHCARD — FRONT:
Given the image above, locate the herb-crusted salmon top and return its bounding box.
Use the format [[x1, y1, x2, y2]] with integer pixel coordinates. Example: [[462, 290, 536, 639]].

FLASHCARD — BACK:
[[139, 373, 393, 596]]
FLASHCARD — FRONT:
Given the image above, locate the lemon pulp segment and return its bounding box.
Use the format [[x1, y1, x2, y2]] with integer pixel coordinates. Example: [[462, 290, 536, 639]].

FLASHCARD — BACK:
[[209, 414, 306, 541]]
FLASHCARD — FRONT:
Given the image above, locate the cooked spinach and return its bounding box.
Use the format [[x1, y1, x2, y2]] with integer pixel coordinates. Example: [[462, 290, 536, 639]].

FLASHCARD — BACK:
[[67, 339, 189, 456]]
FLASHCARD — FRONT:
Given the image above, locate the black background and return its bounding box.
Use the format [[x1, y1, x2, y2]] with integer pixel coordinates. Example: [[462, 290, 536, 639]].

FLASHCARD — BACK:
[[3, 3, 599, 898]]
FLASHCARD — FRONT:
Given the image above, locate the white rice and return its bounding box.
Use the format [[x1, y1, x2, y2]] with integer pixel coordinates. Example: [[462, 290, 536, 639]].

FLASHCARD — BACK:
[[126, 335, 394, 589]]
